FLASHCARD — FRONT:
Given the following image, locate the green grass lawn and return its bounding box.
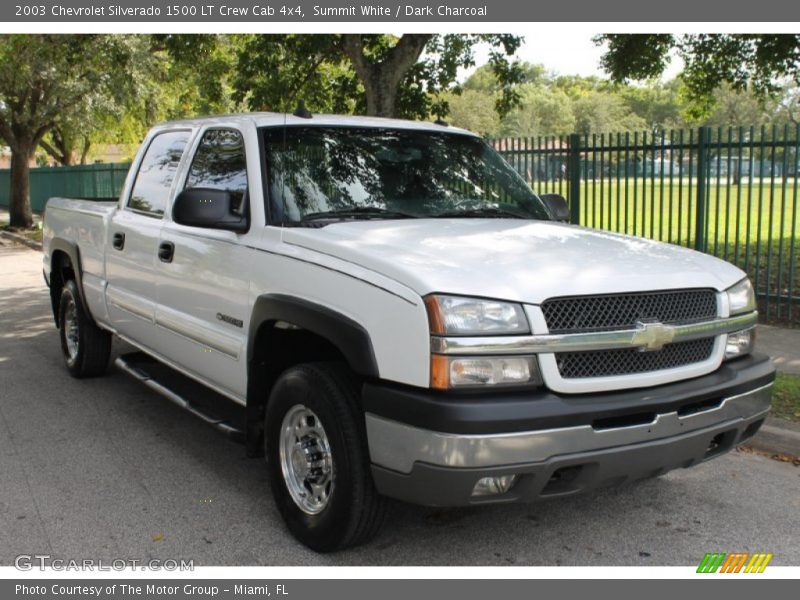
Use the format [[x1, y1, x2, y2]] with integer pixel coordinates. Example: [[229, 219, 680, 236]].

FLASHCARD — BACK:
[[1, 221, 42, 243], [571, 181, 798, 245], [772, 373, 800, 423]]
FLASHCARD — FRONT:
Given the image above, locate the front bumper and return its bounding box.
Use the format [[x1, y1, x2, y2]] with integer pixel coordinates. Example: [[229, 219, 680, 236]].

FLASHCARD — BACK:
[[363, 353, 775, 506]]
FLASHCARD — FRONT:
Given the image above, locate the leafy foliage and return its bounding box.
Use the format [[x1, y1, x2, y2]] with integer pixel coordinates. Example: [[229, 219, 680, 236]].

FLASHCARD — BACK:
[[500, 86, 576, 137], [230, 34, 524, 119], [153, 34, 240, 115], [597, 34, 800, 116], [443, 89, 501, 136], [3, 33, 798, 227], [232, 35, 362, 114], [0, 35, 153, 225], [446, 61, 800, 138], [572, 92, 646, 135]]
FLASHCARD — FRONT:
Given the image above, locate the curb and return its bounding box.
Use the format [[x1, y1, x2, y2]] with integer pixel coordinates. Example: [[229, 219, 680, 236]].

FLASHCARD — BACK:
[[0, 229, 42, 251], [745, 417, 800, 457]]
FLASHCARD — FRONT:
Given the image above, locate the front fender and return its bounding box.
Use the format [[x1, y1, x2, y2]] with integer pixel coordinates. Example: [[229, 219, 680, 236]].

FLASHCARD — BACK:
[[247, 294, 379, 378]]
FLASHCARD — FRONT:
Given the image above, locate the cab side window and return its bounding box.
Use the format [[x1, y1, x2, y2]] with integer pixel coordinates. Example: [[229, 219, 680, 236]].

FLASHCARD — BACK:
[[128, 130, 190, 217], [185, 129, 248, 214]]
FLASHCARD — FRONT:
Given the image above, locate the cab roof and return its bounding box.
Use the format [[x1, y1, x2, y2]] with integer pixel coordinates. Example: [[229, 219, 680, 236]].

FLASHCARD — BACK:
[[151, 112, 478, 137]]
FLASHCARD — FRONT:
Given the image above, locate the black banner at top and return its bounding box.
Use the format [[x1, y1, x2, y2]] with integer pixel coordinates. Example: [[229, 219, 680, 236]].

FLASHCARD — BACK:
[[4, 0, 800, 22]]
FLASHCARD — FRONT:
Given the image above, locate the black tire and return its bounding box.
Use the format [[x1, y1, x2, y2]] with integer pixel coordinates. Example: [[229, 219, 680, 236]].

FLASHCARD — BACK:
[[264, 362, 387, 552], [58, 279, 112, 378]]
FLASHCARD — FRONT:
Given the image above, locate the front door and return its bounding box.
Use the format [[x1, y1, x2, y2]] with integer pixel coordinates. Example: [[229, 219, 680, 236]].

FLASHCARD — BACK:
[[154, 128, 253, 400]]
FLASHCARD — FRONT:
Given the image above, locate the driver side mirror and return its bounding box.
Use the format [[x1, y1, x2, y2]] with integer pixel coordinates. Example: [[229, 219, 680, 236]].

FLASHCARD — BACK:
[[173, 188, 248, 232], [539, 194, 571, 223]]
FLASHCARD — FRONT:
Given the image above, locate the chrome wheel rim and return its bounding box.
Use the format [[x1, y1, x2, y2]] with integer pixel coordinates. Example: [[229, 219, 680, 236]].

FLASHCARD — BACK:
[[279, 405, 334, 515], [63, 297, 79, 361]]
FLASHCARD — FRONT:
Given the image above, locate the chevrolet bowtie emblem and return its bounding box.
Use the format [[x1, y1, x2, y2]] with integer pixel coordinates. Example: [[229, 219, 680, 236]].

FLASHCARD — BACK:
[[631, 320, 676, 351]]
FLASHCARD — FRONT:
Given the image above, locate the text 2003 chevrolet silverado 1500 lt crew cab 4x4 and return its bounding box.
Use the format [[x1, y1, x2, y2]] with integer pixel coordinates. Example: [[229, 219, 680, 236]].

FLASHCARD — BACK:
[[43, 113, 775, 552]]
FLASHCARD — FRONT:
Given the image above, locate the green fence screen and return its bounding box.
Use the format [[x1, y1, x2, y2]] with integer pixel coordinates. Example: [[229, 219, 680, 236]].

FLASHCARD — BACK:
[[0, 162, 130, 213]]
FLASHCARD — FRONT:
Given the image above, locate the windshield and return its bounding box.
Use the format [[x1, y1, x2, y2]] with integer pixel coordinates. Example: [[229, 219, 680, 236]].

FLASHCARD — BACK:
[[262, 126, 550, 224]]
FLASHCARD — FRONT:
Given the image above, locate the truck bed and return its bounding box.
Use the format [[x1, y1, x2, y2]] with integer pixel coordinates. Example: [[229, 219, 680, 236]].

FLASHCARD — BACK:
[[43, 197, 118, 321]]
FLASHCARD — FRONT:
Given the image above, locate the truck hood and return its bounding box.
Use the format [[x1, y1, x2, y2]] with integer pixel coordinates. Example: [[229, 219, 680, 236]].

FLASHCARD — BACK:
[[282, 219, 745, 304]]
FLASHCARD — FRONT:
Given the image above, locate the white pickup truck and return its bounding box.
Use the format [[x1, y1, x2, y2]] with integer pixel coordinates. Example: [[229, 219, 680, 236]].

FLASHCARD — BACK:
[[43, 112, 775, 552]]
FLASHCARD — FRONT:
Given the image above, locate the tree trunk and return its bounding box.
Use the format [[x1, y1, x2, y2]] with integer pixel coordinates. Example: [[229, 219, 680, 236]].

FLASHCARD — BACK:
[[79, 137, 91, 165], [362, 71, 399, 118], [39, 133, 74, 166], [8, 145, 35, 229], [341, 34, 431, 118]]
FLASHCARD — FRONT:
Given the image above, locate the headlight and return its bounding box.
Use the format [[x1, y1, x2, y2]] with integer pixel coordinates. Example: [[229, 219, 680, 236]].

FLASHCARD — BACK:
[[726, 278, 756, 316], [725, 327, 756, 360], [424, 294, 529, 335], [431, 355, 542, 389]]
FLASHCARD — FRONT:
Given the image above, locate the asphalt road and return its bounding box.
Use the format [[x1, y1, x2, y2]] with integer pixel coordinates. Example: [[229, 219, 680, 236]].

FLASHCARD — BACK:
[[1, 238, 798, 566]]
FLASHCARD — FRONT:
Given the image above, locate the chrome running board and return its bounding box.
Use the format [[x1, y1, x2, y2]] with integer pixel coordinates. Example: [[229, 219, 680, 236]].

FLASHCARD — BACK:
[[115, 352, 244, 442]]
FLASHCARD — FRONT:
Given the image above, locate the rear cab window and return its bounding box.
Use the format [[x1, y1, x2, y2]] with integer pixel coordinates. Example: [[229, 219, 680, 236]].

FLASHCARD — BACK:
[[127, 130, 191, 217]]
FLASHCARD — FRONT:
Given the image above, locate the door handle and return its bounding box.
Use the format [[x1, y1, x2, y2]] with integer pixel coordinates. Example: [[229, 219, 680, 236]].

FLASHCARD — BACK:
[[112, 232, 125, 250], [158, 241, 175, 263]]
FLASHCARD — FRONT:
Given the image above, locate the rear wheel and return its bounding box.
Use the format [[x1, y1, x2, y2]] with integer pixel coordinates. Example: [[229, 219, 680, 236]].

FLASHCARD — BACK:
[[264, 362, 387, 552], [58, 279, 111, 378]]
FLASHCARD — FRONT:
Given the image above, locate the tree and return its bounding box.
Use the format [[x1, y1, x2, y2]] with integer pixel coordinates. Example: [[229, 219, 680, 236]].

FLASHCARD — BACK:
[[39, 122, 93, 166], [29, 35, 246, 169], [340, 34, 431, 117], [500, 85, 576, 137], [450, 63, 559, 136], [551, 74, 610, 96], [443, 89, 501, 137], [619, 80, 684, 131], [699, 83, 772, 128], [464, 61, 549, 93], [233, 34, 524, 120], [0, 35, 142, 227], [152, 34, 244, 117], [596, 34, 800, 114], [232, 35, 363, 115], [772, 83, 800, 128], [572, 92, 646, 135]]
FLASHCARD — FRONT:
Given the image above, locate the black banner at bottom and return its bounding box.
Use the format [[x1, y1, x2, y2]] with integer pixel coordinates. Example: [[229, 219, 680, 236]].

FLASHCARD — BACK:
[[2, 579, 795, 600]]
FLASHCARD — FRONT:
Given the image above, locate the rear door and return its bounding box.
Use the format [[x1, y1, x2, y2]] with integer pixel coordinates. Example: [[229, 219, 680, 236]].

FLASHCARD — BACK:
[[153, 127, 254, 400], [105, 130, 192, 349]]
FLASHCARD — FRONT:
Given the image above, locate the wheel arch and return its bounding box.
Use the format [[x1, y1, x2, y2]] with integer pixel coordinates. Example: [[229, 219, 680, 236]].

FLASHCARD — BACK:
[[244, 294, 379, 456], [48, 238, 91, 326]]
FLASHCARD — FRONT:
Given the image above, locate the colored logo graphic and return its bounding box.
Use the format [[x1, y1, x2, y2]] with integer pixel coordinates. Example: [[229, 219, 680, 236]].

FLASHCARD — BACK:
[[697, 552, 773, 573]]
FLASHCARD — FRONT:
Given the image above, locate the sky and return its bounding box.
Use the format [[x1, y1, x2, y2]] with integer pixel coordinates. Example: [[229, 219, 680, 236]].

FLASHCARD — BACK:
[[466, 32, 684, 81]]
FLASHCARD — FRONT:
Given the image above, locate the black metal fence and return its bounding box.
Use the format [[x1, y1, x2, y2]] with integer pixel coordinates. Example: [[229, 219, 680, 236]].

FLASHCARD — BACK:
[[493, 126, 800, 326]]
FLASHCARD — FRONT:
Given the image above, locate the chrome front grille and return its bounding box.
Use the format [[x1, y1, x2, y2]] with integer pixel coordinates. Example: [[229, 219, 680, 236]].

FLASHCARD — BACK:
[[556, 338, 716, 379], [542, 289, 718, 334], [544, 289, 719, 380]]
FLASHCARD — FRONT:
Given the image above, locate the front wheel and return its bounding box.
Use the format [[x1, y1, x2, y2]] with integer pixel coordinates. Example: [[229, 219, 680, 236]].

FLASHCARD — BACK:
[[58, 279, 111, 378], [264, 363, 387, 552]]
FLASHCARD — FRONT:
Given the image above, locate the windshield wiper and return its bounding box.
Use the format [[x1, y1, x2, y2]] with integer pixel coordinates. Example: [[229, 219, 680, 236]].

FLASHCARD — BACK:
[[432, 207, 528, 219], [301, 206, 419, 222]]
